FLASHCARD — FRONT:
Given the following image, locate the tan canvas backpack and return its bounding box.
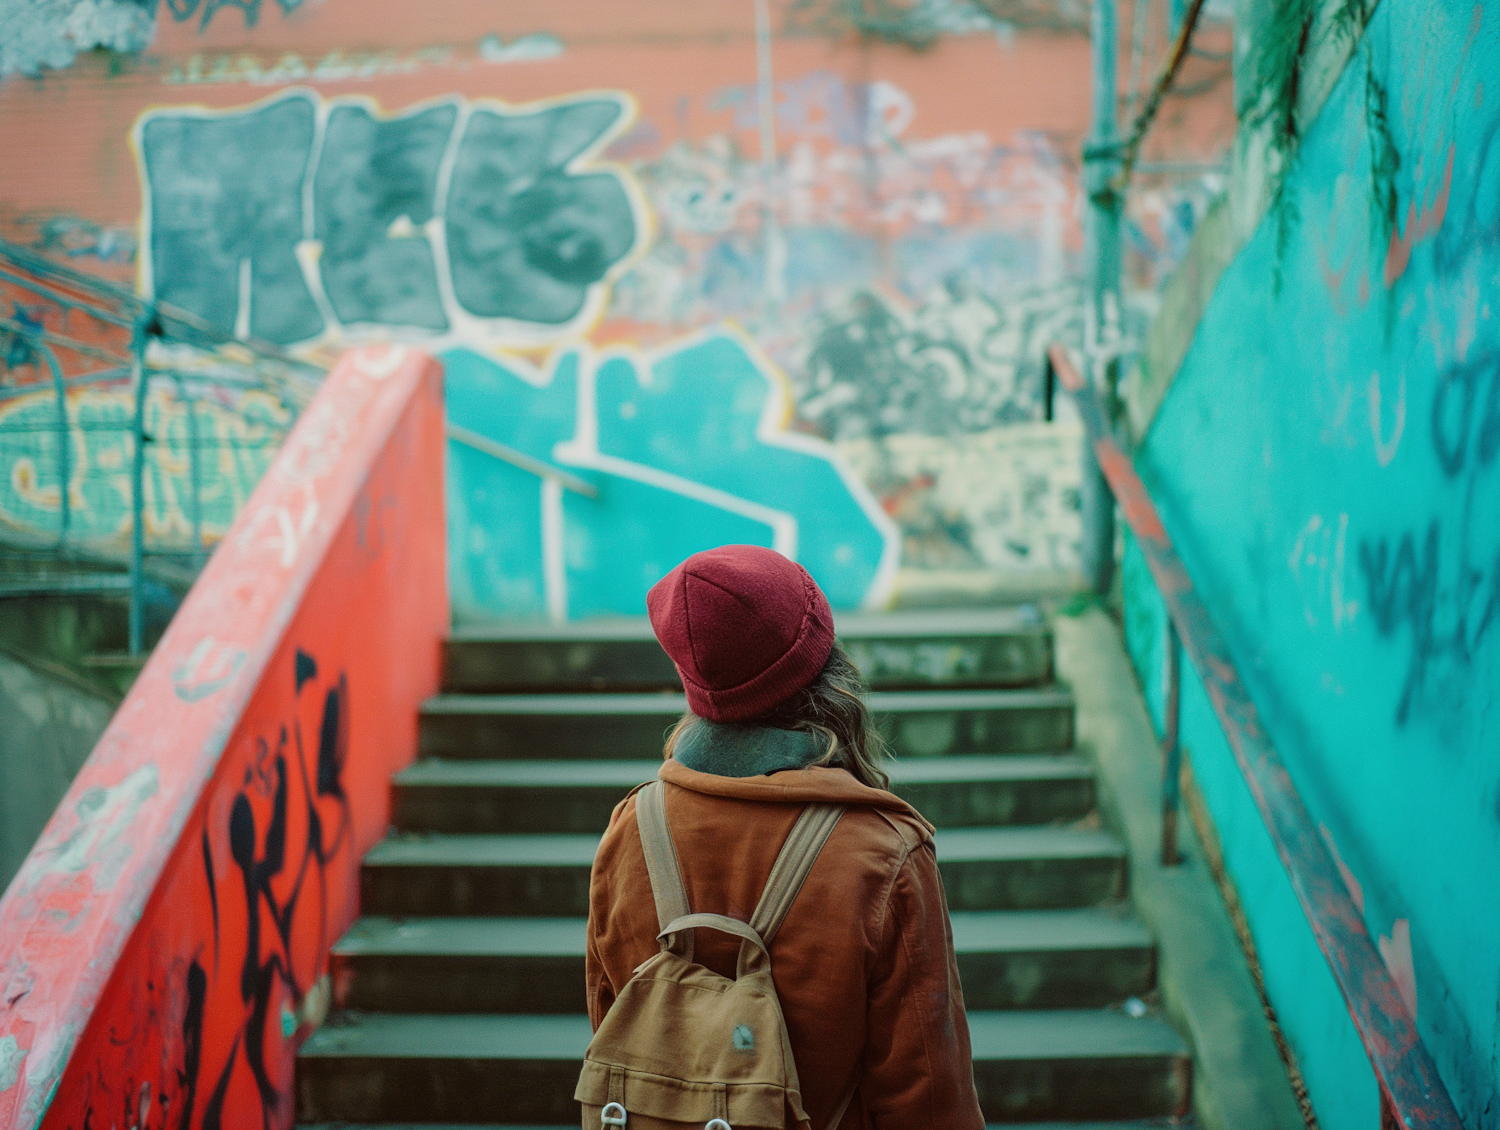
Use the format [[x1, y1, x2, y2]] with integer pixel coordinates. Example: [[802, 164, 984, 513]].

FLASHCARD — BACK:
[[576, 781, 857, 1130]]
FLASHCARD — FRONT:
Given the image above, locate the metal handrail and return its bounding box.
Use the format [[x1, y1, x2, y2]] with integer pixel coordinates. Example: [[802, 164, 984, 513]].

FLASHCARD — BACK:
[[447, 422, 599, 498], [1045, 342, 1463, 1129], [0, 239, 322, 656]]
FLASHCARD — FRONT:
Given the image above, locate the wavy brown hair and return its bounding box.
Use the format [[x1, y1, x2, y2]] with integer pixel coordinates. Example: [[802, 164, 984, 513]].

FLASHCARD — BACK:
[[663, 643, 891, 790]]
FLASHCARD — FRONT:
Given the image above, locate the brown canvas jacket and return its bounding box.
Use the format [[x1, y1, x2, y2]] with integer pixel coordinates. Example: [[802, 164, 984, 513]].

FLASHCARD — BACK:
[[585, 758, 985, 1130]]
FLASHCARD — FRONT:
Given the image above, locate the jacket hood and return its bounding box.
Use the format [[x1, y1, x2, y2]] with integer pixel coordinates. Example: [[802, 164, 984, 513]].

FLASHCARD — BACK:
[[658, 758, 934, 838]]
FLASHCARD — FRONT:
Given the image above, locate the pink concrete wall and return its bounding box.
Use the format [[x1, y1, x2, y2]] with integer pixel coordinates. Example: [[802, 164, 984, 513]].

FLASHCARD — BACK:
[[0, 345, 447, 1129]]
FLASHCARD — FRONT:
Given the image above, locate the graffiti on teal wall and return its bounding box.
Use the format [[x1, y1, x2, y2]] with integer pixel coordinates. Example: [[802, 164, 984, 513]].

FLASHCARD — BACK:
[[0, 386, 290, 546], [1124, 5, 1498, 1128], [445, 329, 897, 619]]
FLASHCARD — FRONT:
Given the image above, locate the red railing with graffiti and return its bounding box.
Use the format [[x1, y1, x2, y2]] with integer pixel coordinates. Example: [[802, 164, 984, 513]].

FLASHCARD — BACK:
[[0, 345, 447, 1129], [1046, 344, 1462, 1129]]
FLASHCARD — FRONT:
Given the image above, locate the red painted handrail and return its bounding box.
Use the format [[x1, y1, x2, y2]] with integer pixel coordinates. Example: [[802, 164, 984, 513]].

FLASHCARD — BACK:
[[1047, 344, 1462, 1129], [0, 345, 447, 1129]]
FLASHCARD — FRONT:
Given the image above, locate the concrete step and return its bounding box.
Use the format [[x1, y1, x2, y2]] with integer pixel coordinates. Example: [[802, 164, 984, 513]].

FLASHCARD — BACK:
[[296, 1013, 587, 1124], [391, 754, 1096, 834], [936, 826, 1127, 912], [442, 608, 1053, 694], [331, 907, 1153, 1014], [418, 688, 1075, 760], [968, 1010, 1191, 1122], [332, 917, 589, 1014], [360, 833, 598, 918], [296, 1009, 1187, 1123], [951, 908, 1155, 1009], [358, 825, 1124, 917]]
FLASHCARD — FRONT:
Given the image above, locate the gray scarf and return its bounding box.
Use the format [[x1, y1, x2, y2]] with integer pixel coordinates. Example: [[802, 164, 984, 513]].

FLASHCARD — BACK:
[[672, 721, 824, 778]]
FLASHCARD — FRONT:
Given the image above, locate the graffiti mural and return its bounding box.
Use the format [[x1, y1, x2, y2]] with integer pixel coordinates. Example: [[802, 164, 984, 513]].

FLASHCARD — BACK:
[[792, 282, 1083, 440], [1357, 351, 1500, 726], [163, 0, 301, 31], [1120, 5, 1500, 1125], [137, 89, 645, 347], [0, 385, 291, 546], [44, 650, 350, 1128], [838, 421, 1083, 572], [445, 329, 898, 621], [0, 347, 448, 1130]]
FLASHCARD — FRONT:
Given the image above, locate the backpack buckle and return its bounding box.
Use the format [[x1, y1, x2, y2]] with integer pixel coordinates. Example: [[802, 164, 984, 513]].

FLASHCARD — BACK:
[[600, 1102, 628, 1127]]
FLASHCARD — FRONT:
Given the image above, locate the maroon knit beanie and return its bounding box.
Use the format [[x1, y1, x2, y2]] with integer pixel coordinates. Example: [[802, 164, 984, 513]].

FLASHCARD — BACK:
[[647, 545, 835, 723]]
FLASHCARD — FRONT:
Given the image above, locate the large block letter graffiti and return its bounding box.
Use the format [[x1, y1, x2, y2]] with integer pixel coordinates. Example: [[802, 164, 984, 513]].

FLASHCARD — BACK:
[[136, 90, 643, 347], [446, 99, 639, 326], [140, 96, 324, 344], [314, 101, 457, 332]]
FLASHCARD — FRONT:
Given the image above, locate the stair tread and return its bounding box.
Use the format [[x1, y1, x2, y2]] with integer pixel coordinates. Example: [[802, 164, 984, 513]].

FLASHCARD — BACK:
[[967, 1009, 1188, 1059], [299, 1013, 589, 1059], [448, 607, 1046, 643], [364, 834, 600, 867], [300, 1008, 1183, 1062], [334, 917, 588, 956], [949, 908, 1152, 952], [394, 754, 1092, 788], [933, 825, 1124, 861], [333, 908, 1151, 958], [363, 826, 1119, 868], [421, 687, 1074, 715]]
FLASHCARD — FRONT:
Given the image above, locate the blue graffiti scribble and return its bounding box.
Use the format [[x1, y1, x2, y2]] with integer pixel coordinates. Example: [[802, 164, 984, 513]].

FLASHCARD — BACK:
[[163, 0, 303, 30]]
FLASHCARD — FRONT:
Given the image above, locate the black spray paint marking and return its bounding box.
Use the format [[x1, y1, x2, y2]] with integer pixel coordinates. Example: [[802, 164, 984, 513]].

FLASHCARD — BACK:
[[1359, 352, 1500, 725], [176, 960, 206, 1130], [164, 652, 351, 1130], [139, 91, 638, 345], [200, 829, 219, 970]]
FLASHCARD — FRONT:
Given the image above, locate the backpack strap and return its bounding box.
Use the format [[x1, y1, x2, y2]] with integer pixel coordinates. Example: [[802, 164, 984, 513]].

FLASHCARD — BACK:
[[750, 802, 846, 946], [636, 783, 847, 968], [634, 781, 695, 961]]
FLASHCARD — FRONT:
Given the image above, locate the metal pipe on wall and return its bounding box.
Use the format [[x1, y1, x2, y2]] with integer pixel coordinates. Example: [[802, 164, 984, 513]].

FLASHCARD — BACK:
[[1081, 0, 1123, 595], [754, 0, 786, 307]]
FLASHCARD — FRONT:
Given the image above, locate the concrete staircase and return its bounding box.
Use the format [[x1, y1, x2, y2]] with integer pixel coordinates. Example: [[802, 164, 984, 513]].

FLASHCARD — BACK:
[[297, 607, 1192, 1126]]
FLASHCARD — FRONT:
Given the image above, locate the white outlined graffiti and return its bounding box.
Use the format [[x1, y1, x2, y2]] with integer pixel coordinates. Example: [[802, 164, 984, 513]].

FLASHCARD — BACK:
[[134, 89, 650, 350]]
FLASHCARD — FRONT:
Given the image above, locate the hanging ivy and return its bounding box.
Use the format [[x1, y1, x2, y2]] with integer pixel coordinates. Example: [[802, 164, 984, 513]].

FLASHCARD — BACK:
[[1243, 0, 1399, 286]]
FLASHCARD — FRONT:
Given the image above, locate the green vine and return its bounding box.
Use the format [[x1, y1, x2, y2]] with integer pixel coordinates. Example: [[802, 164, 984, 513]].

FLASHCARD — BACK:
[[1243, 0, 1400, 287]]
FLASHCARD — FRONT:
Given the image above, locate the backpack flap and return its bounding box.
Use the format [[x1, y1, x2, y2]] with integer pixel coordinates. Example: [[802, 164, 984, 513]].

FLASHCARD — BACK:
[[575, 950, 808, 1129]]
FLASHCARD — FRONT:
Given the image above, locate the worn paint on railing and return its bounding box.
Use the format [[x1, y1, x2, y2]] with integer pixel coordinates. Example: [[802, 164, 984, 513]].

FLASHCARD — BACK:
[[1048, 343, 1463, 1128], [0, 346, 446, 1130]]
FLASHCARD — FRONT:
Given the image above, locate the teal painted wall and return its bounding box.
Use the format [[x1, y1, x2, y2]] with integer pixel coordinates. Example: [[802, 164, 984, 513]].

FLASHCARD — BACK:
[[1123, 3, 1500, 1127], [445, 330, 898, 622]]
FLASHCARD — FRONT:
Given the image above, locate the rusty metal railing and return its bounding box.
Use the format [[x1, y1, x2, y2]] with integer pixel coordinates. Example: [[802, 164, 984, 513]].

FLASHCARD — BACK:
[[0, 239, 322, 655], [1044, 342, 1462, 1130]]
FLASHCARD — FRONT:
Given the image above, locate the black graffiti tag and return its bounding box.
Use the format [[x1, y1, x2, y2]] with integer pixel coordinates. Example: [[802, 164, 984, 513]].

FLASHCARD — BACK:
[[161, 650, 351, 1130], [1359, 353, 1500, 725]]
